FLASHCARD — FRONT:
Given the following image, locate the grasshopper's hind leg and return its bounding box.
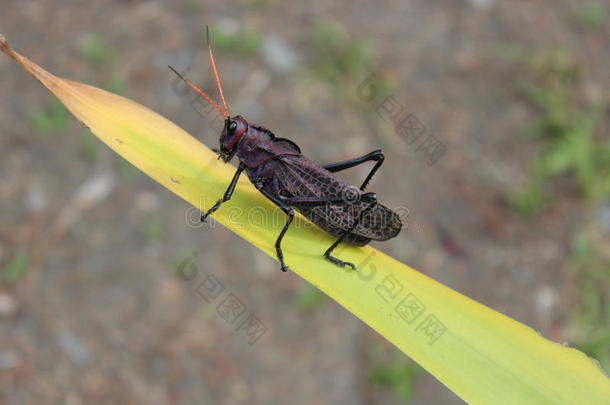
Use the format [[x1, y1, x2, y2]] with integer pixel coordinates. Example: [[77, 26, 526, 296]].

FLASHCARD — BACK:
[[322, 149, 384, 191], [261, 192, 375, 272], [324, 192, 378, 269], [258, 188, 377, 272]]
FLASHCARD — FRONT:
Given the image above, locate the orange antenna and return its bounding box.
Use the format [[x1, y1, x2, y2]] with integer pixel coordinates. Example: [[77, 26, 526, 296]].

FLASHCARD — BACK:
[[168, 65, 226, 119], [206, 26, 231, 117]]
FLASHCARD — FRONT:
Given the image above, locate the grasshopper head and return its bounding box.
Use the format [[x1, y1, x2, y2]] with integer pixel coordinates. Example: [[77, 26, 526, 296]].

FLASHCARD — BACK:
[[219, 115, 248, 162]]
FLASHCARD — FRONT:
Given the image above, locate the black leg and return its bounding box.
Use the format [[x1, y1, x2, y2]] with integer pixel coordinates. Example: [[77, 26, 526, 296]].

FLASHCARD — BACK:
[[201, 163, 245, 221], [257, 185, 379, 272], [322, 149, 385, 190], [258, 189, 295, 272], [324, 192, 378, 269]]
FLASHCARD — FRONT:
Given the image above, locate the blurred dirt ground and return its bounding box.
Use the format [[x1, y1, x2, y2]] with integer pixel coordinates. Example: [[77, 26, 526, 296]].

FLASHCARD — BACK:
[[1, 1, 609, 404]]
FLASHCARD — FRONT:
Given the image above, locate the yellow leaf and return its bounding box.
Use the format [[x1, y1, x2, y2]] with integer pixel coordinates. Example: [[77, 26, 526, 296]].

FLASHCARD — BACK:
[[2, 35, 609, 404]]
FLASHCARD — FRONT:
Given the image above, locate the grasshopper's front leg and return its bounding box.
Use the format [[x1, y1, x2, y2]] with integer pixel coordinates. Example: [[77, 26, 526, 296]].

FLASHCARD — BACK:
[[201, 163, 245, 222]]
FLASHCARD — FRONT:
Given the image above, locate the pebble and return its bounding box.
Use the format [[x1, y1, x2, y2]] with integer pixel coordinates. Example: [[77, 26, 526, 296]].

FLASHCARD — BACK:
[[262, 35, 301, 74], [58, 331, 90, 365], [26, 181, 47, 213], [0, 290, 18, 317], [535, 285, 557, 317]]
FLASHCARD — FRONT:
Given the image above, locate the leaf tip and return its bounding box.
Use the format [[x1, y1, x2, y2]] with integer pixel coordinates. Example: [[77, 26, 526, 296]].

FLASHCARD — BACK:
[[0, 34, 9, 52], [0, 34, 16, 61]]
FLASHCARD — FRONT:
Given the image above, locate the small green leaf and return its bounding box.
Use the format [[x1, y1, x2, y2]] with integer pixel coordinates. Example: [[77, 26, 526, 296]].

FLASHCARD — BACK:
[[3, 253, 28, 283]]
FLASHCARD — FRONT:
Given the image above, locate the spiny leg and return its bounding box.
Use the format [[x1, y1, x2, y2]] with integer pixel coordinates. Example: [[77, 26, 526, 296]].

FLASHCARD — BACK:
[[259, 189, 295, 272], [324, 192, 378, 269], [259, 186, 382, 272], [276, 191, 381, 270], [201, 163, 245, 221], [261, 191, 377, 272], [322, 149, 385, 190]]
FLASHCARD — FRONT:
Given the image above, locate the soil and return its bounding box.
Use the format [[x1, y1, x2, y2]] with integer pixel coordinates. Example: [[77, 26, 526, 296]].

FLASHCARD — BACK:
[[1, 1, 608, 404]]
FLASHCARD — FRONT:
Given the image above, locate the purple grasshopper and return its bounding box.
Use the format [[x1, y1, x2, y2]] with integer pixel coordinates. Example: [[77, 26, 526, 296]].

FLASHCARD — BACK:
[[170, 29, 402, 272]]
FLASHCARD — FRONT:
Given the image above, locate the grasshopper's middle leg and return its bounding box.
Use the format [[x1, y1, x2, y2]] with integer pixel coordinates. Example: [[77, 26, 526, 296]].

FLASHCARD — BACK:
[[261, 192, 372, 272], [259, 189, 295, 272], [277, 192, 379, 270], [323, 192, 378, 269]]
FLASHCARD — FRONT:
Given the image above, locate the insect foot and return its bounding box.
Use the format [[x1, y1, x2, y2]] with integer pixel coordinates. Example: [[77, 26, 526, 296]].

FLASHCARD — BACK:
[[323, 190, 377, 270], [200, 209, 215, 222], [200, 199, 225, 222], [325, 254, 356, 270], [200, 210, 213, 222]]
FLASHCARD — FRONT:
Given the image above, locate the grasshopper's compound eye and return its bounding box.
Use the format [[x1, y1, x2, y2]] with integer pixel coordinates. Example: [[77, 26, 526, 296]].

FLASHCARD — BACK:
[[228, 121, 238, 132]]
